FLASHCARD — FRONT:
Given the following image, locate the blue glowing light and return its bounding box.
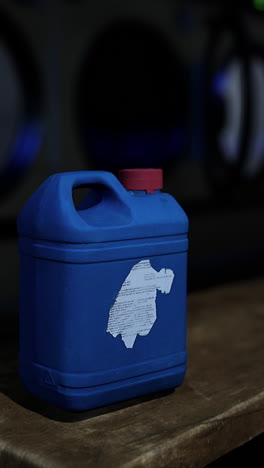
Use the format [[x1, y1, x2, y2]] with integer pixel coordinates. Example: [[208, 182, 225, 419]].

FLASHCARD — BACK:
[[7, 121, 42, 175], [212, 69, 228, 97]]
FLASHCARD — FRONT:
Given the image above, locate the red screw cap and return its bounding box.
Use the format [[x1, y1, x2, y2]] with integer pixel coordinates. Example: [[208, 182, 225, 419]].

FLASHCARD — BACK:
[[118, 168, 163, 194]]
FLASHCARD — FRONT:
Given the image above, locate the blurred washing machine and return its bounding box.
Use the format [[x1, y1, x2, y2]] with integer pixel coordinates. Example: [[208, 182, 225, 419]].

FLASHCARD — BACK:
[[0, 0, 194, 216], [186, 1, 264, 288]]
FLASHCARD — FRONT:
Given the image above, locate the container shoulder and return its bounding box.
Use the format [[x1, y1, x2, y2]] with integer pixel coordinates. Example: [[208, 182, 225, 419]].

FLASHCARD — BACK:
[[131, 192, 189, 235]]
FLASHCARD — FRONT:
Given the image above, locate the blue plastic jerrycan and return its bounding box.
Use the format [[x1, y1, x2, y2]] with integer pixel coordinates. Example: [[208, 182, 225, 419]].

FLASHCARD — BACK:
[[17, 169, 189, 411]]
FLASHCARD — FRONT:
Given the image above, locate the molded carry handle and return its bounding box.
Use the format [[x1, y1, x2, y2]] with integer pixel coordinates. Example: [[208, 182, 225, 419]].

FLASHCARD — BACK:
[[56, 171, 131, 210], [17, 171, 132, 243]]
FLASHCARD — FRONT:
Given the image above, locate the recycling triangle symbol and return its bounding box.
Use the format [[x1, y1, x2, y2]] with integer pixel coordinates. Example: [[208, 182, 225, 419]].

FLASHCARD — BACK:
[[44, 371, 55, 387]]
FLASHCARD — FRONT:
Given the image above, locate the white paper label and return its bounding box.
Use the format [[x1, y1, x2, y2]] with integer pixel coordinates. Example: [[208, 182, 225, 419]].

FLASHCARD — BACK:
[[106, 259, 174, 349]]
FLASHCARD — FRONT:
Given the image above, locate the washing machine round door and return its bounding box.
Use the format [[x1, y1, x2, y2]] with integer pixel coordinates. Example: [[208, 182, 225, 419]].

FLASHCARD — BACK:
[[77, 19, 187, 172]]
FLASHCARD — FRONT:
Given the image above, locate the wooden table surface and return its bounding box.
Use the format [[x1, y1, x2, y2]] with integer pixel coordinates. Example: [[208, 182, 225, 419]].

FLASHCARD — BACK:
[[0, 278, 264, 467]]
